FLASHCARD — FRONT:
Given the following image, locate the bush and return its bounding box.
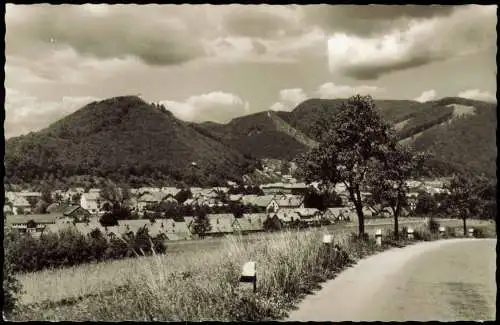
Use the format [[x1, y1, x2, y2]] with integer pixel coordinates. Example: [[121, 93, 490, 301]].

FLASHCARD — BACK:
[[428, 218, 440, 234], [413, 229, 434, 241], [3, 262, 23, 315], [445, 226, 457, 238], [472, 226, 496, 238], [5, 226, 168, 273]]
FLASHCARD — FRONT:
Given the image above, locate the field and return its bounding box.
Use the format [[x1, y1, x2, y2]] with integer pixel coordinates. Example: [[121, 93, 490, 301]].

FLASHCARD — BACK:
[[10, 217, 495, 321]]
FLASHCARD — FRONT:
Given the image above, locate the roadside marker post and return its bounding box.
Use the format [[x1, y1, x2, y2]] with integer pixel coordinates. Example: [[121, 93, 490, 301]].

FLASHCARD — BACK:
[[323, 234, 333, 245], [375, 229, 382, 246], [407, 228, 414, 240], [240, 261, 257, 293], [468, 228, 474, 238], [439, 226, 446, 237]]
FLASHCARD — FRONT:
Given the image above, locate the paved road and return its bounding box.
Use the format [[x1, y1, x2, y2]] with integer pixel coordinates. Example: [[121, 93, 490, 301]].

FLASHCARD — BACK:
[[286, 238, 496, 321]]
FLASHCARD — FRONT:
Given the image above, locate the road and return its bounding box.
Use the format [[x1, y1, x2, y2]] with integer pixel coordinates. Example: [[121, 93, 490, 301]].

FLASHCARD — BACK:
[[286, 238, 496, 321]]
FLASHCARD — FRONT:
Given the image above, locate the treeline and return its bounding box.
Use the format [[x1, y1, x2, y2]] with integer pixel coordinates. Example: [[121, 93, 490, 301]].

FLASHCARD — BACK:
[[4, 227, 166, 273]]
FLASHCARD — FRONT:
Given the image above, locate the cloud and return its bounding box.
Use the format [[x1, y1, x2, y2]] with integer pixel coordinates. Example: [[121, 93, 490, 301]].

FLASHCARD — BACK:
[[221, 5, 303, 39], [279, 88, 308, 106], [270, 102, 288, 111], [302, 5, 458, 37], [5, 88, 100, 138], [458, 89, 496, 102], [317, 82, 384, 99], [6, 4, 206, 67], [414, 90, 437, 103], [160, 91, 250, 123], [327, 5, 496, 80]]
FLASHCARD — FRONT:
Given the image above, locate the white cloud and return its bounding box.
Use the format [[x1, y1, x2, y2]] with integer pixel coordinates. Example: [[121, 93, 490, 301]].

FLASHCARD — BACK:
[[160, 91, 250, 123], [458, 89, 496, 102], [414, 90, 437, 103], [5, 88, 100, 138], [327, 5, 496, 80], [317, 82, 383, 99], [279, 88, 308, 106], [269, 102, 287, 111]]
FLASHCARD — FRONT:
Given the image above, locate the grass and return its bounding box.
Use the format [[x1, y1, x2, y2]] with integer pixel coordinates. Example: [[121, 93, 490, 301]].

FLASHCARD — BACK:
[[8, 218, 496, 321]]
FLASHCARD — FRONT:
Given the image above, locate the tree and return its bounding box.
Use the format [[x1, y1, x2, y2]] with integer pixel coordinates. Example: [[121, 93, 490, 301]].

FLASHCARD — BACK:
[[366, 144, 425, 239], [100, 181, 131, 208], [191, 205, 211, 238], [263, 215, 282, 232], [175, 189, 192, 204], [41, 189, 53, 205], [445, 174, 487, 236], [34, 199, 50, 214], [230, 201, 245, 219], [99, 213, 119, 227], [296, 95, 395, 237], [415, 191, 438, 215], [303, 186, 327, 211]]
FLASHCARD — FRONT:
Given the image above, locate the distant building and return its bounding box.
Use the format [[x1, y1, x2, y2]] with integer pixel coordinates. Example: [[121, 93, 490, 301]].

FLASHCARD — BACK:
[[80, 193, 101, 214], [11, 196, 32, 215], [260, 183, 308, 195]]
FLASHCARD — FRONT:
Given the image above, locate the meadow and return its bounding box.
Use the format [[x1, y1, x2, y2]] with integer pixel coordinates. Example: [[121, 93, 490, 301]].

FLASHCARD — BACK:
[[9, 217, 495, 321]]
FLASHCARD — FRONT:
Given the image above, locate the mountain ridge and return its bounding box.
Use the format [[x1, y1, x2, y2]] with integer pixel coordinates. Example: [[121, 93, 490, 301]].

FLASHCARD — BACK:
[[4, 95, 496, 188]]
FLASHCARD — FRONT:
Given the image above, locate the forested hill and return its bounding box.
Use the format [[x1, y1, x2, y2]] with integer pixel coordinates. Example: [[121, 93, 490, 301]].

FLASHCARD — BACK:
[[4, 96, 259, 188], [5, 95, 496, 189]]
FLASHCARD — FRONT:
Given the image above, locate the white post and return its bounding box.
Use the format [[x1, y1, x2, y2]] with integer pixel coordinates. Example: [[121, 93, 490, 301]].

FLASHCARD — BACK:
[[407, 228, 414, 240], [240, 261, 257, 292], [323, 234, 333, 245], [468, 228, 474, 238], [439, 226, 446, 237], [375, 229, 382, 246]]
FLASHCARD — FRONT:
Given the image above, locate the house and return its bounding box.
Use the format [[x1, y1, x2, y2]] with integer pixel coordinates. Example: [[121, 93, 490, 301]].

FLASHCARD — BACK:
[[260, 183, 308, 195], [18, 191, 42, 201], [241, 195, 275, 210], [187, 214, 234, 237], [63, 205, 91, 222], [46, 202, 68, 214], [324, 207, 351, 222], [4, 205, 13, 215], [228, 194, 243, 202], [206, 214, 235, 237], [268, 194, 304, 212], [5, 213, 61, 234], [407, 192, 419, 211], [232, 213, 265, 234], [80, 193, 101, 213], [161, 187, 181, 197], [11, 196, 32, 215], [137, 192, 167, 211]]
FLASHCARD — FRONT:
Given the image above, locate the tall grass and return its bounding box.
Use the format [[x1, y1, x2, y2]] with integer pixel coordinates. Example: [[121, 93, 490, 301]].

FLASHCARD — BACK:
[[10, 220, 496, 321]]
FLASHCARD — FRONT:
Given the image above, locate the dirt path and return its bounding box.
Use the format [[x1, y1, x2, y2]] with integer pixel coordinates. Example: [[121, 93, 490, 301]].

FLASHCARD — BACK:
[[286, 238, 496, 321]]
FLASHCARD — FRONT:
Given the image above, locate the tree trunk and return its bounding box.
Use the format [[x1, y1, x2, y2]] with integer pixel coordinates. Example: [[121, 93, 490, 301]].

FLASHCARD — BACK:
[[353, 187, 365, 238], [463, 216, 467, 236], [393, 206, 400, 240]]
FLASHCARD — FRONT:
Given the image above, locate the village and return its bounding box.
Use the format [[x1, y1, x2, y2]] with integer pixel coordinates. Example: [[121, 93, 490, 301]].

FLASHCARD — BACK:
[[4, 175, 449, 241]]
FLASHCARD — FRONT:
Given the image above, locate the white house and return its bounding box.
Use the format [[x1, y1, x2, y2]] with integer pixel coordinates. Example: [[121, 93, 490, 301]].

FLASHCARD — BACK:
[[80, 192, 101, 214]]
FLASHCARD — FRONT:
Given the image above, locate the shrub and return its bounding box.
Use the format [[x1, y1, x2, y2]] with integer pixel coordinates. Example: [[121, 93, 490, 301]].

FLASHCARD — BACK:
[[413, 229, 433, 241], [428, 218, 440, 234], [445, 226, 457, 238], [3, 262, 23, 315], [472, 226, 496, 238]]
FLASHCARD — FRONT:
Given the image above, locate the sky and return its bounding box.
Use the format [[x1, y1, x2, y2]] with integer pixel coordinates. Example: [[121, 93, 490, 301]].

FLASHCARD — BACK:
[[4, 4, 497, 138]]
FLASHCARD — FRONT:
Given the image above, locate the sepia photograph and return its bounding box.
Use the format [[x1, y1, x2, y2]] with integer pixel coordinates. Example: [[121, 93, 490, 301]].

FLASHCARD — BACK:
[[3, 3, 497, 321]]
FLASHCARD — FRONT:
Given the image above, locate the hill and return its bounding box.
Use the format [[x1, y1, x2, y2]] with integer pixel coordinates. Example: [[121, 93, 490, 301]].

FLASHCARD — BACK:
[[5, 95, 496, 189], [195, 110, 314, 160], [4, 96, 259, 188], [278, 97, 496, 179]]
